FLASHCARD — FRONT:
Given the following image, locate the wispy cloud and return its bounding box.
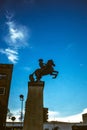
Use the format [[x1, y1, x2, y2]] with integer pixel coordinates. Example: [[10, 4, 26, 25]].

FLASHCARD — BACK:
[[48, 108, 87, 123], [6, 108, 87, 123], [48, 111, 60, 120], [0, 12, 30, 64], [0, 48, 18, 63], [5, 21, 29, 49], [66, 43, 73, 50]]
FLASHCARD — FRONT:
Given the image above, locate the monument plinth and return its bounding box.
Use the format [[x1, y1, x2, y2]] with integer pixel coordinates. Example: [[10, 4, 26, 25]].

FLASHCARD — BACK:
[[23, 81, 44, 130], [23, 59, 58, 130]]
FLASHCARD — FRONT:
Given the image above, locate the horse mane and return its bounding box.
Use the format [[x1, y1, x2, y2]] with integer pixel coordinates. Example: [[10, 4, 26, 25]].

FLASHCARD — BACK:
[[47, 60, 54, 66]]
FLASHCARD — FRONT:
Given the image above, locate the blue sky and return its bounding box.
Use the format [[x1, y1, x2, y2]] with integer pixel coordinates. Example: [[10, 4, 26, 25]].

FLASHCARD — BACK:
[[0, 0, 87, 122]]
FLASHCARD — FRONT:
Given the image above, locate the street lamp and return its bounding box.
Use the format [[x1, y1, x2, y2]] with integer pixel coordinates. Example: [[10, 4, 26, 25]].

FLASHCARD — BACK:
[[11, 116, 16, 130], [19, 94, 24, 127]]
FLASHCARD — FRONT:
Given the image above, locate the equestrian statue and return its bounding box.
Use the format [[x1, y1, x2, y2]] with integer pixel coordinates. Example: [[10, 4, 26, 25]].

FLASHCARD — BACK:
[[29, 59, 59, 82]]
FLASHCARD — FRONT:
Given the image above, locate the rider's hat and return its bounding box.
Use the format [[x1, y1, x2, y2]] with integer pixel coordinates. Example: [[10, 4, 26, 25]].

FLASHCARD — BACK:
[[39, 59, 43, 61]]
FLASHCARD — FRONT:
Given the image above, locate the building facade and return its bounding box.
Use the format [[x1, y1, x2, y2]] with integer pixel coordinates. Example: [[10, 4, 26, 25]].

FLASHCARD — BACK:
[[82, 113, 87, 124], [0, 64, 13, 130], [6, 121, 87, 130]]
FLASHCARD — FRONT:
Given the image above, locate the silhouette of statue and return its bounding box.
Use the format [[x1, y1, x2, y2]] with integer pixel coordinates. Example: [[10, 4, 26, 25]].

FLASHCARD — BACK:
[[29, 59, 59, 82]]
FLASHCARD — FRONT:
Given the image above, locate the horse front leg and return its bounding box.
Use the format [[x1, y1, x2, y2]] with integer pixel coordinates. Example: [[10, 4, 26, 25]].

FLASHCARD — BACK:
[[50, 73, 56, 79], [51, 71, 59, 79], [35, 70, 42, 82]]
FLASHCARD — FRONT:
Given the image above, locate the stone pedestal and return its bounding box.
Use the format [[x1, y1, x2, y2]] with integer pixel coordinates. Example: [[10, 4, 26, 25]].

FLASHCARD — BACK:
[[23, 81, 44, 130]]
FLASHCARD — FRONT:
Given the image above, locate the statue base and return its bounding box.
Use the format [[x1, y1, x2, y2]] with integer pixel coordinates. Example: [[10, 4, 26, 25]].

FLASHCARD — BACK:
[[23, 81, 44, 130]]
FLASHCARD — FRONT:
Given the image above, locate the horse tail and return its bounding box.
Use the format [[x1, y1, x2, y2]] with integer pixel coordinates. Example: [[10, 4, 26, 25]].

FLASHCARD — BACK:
[[29, 72, 35, 82]]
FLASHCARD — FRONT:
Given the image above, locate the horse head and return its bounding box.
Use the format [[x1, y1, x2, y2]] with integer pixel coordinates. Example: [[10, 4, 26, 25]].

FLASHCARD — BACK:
[[47, 60, 55, 67]]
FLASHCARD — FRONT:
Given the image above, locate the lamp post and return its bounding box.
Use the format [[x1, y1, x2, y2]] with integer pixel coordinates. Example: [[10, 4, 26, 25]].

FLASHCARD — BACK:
[[11, 116, 16, 130], [19, 94, 24, 129]]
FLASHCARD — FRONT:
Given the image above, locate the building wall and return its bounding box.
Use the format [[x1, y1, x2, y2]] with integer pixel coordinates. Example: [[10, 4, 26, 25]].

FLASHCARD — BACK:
[[44, 122, 73, 130], [82, 113, 87, 124], [6, 122, 82, 130], [0, 64, 13, 129]]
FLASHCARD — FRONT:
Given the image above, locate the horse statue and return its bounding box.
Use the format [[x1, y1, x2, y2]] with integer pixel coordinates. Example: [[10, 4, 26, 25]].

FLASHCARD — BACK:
[[29, 59, 59, 82]]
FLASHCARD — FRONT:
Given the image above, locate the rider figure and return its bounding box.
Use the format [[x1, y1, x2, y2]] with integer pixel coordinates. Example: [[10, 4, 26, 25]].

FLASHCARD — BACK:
[[39, 59, 46, 69]]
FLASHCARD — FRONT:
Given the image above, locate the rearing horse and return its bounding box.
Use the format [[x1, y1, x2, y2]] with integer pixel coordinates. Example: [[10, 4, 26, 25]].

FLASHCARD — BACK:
[[29, 60, 58, 82]]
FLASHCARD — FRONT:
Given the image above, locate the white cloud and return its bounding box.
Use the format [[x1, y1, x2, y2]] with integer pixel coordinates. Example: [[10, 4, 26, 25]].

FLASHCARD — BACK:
[[0, 13, 31, 63], [48, 111, 60, 119], [5, 21, 29, 49], [48, 108, 87, 123], [6, 108, 87, 123], [82, 108, 87, 114], [6, 109, 24, 122], [0, 48, 18, 63]]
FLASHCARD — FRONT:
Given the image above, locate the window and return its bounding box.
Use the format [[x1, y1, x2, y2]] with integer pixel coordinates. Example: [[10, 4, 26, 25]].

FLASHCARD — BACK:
[[0, 87, 5, 95], [0, 74, 7, 79]]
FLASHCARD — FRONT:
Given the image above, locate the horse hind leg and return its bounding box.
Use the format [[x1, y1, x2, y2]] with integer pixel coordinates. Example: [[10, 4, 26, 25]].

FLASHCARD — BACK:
[[35, 70, 42, 82], [36, 75, 42, 82]]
